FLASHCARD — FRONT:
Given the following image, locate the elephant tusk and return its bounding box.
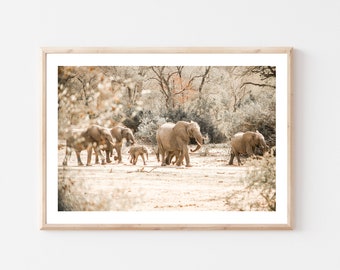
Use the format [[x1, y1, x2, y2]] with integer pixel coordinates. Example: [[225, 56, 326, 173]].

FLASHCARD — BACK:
[[190, 141, 202, 152]]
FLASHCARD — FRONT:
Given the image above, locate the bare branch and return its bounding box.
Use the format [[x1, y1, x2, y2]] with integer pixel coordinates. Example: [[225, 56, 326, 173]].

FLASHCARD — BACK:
[[241, 82, 275, 89], [198, 66, 211, 93]]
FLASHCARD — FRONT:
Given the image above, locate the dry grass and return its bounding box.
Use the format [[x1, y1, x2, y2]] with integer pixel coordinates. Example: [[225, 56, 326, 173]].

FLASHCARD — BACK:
[[58, 176, 143, 211], [225, 153, 276, 211]]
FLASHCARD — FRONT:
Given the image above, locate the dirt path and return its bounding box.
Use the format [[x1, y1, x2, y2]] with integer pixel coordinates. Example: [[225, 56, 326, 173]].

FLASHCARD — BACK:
[[58, 144, 260, 211]]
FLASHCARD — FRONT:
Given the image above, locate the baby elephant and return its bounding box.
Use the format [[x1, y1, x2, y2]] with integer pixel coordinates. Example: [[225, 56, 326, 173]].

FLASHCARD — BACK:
[[154, 146, 181, 165], [128, 145, 149, 165]]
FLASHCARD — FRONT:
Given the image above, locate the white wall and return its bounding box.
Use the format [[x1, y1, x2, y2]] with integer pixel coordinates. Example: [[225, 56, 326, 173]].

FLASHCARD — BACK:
[[1, 0, 339, 269]]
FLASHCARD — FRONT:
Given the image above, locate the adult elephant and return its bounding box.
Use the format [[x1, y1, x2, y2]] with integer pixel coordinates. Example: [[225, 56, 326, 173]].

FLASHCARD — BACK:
[[156, 121, 203, 167], [228, 130, 269, 166], [62, 125, 116, 166], [95, 126, 135, 164]]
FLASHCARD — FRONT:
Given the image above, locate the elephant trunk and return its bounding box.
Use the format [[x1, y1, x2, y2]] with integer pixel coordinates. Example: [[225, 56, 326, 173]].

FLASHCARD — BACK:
[[260, 140, 269, 152], [190, 134, 203, 152], [126, 135, 135, 147], [106, 134, 116, 148]]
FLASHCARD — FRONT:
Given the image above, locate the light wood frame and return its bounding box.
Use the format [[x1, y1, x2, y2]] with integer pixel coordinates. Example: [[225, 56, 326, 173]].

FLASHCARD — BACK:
[[41, 47, 293, 230]]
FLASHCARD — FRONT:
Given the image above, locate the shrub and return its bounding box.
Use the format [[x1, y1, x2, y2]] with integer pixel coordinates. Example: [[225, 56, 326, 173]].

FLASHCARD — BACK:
[[225, 153, 276, 211], [58, 177, 141, 211], [134, 112, 166, 144], [222, 100, 276, 147], [243, 154, 276, 211]]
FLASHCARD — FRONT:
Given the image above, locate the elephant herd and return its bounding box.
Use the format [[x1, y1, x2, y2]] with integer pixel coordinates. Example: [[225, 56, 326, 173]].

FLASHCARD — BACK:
[[62, 121, 269, 167], [62, 125, 135, 166]]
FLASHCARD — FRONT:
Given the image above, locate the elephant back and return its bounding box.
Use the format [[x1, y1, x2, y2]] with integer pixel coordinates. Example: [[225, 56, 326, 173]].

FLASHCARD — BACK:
[[231, 132, 244, 143], [157, 122, 175, 137], [156, 122, 176, 150]]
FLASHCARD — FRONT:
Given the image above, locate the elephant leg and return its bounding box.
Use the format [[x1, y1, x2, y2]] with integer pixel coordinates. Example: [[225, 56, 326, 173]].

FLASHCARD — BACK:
[[184, 151, 192, 167], [228, 152, 235, 165], [133, 154, 139, 165], [171, 151, 180, 165], [115, 143, 122, 163], [245, 145, 257, 161], [62, 146, 72, 166], [75, 150, 84, 166], [62, 156, 68, 166], [86, 144, 93, 166], [166, 152, 174, 165], [105, 150, 112, 163], [236, 154, 242, 166], [94, 144, 106, 165], [251, 146, 257, 159], [160, 149, 167, 166], [172, 151, 182, 165], [177, 147, 190, 167], [176, 152, 184, 166], [155, 149, 160, 162], [117, 148, 122, 163], [245, 145, 254, 157], [141, 154, 146, 165], [95, 152, 100, 164], [165, 152, 171, 165], [98, 150, 106, 165]]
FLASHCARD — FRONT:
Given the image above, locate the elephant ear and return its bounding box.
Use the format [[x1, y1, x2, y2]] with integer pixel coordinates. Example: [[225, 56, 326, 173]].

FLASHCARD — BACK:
[[100, 128, 108, 136], [186, 125, 194, 137], [173, 121, 187, 138], [119, 127, 128, 140], [252, 133, 257, 143], [255, 130, 264, 139], [187, 121, 200, 138], [99, 128, 109, 141]]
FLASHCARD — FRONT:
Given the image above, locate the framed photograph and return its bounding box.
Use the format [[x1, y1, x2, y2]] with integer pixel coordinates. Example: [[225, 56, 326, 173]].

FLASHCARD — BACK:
[[41, 47, 293, 230]]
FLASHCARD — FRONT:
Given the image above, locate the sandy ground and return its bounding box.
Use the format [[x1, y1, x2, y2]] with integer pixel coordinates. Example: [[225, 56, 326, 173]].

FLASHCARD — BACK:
[[58, 143, 268, 211]]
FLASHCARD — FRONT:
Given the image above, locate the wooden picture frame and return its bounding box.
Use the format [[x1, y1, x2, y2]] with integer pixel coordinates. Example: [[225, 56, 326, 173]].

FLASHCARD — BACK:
[[41, 47, 293, 230]]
